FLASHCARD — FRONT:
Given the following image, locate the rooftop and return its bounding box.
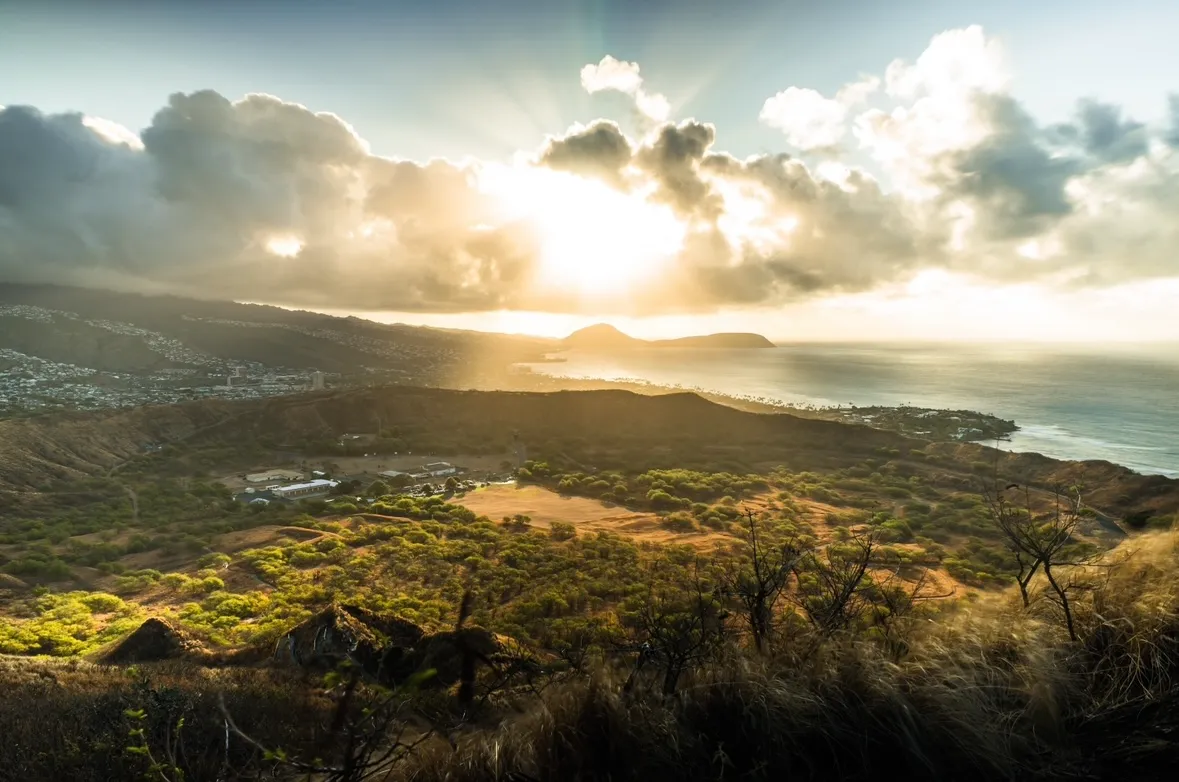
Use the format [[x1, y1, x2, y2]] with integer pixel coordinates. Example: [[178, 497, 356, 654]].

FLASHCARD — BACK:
[[275, 479, 338, 492]]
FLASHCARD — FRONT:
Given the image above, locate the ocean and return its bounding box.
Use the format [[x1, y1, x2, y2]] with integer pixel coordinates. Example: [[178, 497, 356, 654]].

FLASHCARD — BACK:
[[525, 343, 1179, 478]]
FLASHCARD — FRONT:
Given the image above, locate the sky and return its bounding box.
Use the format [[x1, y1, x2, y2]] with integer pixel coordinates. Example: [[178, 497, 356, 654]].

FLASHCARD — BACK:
[[2, 0, 1179, 341]]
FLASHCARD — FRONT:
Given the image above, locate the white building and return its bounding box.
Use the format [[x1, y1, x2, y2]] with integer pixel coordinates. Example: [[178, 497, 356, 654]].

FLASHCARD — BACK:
[[272, 478, 339, 500], [423, 461, 457, 477], [246, 469, 302, 483]]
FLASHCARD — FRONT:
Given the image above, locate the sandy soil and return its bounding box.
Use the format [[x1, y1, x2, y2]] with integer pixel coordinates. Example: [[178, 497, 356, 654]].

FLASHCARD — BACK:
[[458, 484, 730, 550], [212, 525, 326, 553]]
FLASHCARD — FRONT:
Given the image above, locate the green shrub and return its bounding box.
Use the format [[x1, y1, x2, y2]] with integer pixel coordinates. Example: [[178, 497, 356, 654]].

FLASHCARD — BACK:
[[660, 514, 697, 533], [550, 522, 577, 541]]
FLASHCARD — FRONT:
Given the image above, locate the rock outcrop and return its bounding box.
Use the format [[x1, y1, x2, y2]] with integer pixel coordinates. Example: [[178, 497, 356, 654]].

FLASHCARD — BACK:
[[96, 618, 201, 664], [272, 604, 514, 689]]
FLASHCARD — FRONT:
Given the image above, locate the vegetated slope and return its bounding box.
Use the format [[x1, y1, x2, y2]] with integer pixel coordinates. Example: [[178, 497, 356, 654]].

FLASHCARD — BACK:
[[1, 385, 1176, 521], [203, 386, 908, 470], [0, 400, 239, 489], [929, 441, 1179, 519], [0, 386, 893, 489], [203, 388, 1179, 518]]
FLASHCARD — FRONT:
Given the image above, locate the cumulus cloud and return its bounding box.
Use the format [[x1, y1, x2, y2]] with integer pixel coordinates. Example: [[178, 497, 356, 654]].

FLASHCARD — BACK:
[[932, 94, 1080, 241], [580, 55, 671, 124], [2, 28, 1179, 316], [760, 88, 848, 150], [536, 120, 632, 186], [759, 76, 879, 150], [883, 25, 1010, 100], [0, 93, 540, 312], [1071, 99, 1148, 162]]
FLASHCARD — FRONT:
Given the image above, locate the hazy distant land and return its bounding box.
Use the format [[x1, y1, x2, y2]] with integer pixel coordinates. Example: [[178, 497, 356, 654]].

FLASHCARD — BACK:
[[562, 323, 776, 351]]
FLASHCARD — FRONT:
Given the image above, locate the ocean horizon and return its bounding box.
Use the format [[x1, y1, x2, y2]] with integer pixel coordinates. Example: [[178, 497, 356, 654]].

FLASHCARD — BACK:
[[525, 342, 1179, 478]]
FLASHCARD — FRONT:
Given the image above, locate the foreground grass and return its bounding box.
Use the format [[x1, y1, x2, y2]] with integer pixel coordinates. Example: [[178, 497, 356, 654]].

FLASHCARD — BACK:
[[3, 530, 1179, 781]]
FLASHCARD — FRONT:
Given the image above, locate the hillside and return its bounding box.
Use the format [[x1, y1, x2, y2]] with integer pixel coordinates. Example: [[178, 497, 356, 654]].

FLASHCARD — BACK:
[[0, 400, 240, 490], [0, 387, 894, 489], [1, 385, 1175, 522], [0, 283, 554, 385], [2, 386, 1179, 781], [562, 323, 775, 351]]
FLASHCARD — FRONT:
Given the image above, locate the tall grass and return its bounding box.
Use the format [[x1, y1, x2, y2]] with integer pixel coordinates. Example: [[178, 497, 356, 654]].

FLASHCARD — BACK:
[[4, 532, 1179, 781], [404, 531, 1179, 782], [0, 658, 333, 781]]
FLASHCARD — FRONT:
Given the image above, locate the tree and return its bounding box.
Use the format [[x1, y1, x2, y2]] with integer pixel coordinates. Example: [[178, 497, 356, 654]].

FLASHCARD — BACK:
[[443, 476, 460, 493], [219, 668, 433, 782], [984, 481, 1089, 640], [721, 510, 803, 653], [386, 473, 413, 489], [331, 479, 361, 496], [365, 480, 390, 498], [624, 561, 728, 695], [866, 565, 952, 661], [790, 529, 879, 636]]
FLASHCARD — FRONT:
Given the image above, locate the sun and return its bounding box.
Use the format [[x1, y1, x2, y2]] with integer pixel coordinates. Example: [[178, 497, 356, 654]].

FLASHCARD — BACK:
[[480, 165, 685, 300], [264, 235, 304, 258]]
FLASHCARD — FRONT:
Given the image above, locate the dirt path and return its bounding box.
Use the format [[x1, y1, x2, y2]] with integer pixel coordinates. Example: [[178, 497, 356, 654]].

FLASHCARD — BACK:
[[123, 485, 139, 525]]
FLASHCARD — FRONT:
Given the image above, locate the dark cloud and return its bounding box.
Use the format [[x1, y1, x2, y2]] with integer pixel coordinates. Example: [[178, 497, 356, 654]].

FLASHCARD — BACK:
[[635, 121, 724, 220], [537, 121, 632, 186], [1072, 99, 1147, 162], [0, 93, 542, 313], [1166, 94, 1179, 148], [0, 107, 105, 209], [633, 152, 926, 310], [935, 95, 1079, 240]]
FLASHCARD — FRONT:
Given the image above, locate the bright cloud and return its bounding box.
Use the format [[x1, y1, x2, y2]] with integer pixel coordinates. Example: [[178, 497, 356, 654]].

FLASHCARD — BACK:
[[759, 76, 879, 150], [760, 88, 849, 149], [1, 28, 1178, 320], [580, 55, 671, 123], [884, 25, 1010, 100]]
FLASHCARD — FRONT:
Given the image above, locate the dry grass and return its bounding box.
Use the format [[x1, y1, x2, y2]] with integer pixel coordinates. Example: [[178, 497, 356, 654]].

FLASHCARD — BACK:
[[212, 524, 327, 552], [459, 484, 730, 549], [5, 533, 1179, 780], [397, 533, 1179, 782]]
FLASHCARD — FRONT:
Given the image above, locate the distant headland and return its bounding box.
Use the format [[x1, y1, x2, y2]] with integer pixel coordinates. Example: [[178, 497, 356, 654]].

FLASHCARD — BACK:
[[562, 323, 775, 351]]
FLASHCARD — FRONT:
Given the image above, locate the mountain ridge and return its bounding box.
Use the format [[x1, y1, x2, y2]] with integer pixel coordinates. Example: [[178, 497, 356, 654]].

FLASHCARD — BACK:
[[0, 385, 1173, 524]]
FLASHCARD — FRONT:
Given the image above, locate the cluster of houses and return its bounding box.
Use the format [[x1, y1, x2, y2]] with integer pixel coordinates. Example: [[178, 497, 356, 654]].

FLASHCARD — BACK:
[[378, 461, 458, 482], [235, 462, 459, 505]]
